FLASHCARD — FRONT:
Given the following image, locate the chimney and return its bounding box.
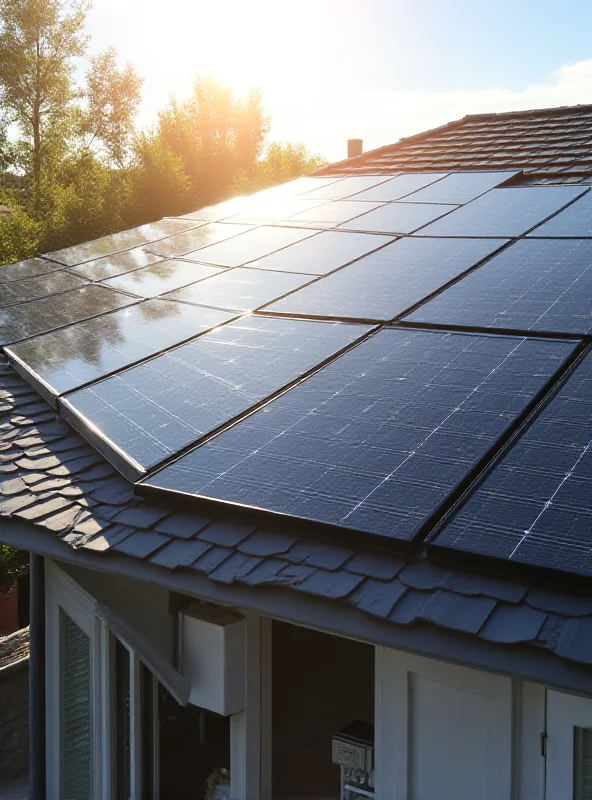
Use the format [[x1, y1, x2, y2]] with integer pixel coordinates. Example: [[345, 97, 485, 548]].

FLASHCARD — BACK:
[[347, 139, 363, 159]]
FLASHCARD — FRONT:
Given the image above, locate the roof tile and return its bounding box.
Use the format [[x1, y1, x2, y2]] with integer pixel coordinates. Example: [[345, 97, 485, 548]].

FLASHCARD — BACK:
[[479, 604, 547, 644], [351, 578, 407, 617], [418, 590, 497, 634]]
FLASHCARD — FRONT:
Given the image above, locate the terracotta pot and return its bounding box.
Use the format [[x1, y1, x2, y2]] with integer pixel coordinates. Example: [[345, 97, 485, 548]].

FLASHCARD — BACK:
[[0, 586, 19, 635]]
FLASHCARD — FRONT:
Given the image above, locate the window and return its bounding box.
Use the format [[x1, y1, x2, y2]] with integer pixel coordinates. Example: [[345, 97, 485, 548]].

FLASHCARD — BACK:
[[59, 609, 92, 800], [575, 727, 592, 800]]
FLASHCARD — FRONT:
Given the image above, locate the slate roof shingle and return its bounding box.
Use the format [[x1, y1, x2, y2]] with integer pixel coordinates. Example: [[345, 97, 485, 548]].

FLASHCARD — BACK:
[[2, 359, 592, 667]]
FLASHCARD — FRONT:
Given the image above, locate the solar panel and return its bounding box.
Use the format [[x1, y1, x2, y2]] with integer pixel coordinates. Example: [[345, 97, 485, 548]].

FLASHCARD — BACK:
[[166, 267, 314, 311], [403, 171, 520, 204], [431, 351, 592, 579], [265, 237, 507, 321], [299, 175, 392, 200], [337, 202, 458, 234], [0, 270, 89, 307], [405, 239, 592, 336], [286, 200, 385, 226], [177, 179, 344, 223], [140, 329, 576, 544], [61, 317, 371, 477], [6, 300, 237, 403], [418, 186, 586, 237], [226, 197, 324, 223], [179, 226, 317, 267], [527, 189, 592, 237], [0, 258, 60, 282], [69, 248, 164, 281], [143, 222, 253, 258], [347, 172, 449, 202], [246, 231, 394, 275], [0, 285, 138, 346], [102, 260, 224, 298], [45, 219, 198, 265]]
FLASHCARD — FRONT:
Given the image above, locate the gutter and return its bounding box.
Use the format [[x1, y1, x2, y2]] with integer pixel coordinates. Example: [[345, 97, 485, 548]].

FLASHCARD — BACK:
[[2, 518, 592, 699]]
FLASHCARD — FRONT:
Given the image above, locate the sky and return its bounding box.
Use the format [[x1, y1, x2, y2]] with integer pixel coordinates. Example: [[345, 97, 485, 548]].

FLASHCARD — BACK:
[[87, 0, 592, 162]]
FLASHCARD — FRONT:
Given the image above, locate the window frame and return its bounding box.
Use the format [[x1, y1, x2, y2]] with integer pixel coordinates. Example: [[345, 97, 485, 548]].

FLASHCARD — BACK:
[[46, 560, 108, 799], [547, 689, 592, 799]]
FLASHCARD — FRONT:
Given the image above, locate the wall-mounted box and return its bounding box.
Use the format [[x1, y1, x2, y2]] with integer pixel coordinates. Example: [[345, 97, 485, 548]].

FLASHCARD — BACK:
[[179, 604, 245, 716]]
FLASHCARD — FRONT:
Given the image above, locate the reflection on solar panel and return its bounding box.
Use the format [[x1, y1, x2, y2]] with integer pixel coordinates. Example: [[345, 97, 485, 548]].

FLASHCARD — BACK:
[[338, 202, 458, 234], [286, 200, 384, 226], [432, 351, 592, 579], [143, 222, 253, 258], [7, 300, 237, 401], [347, 172, 449, 202], [0, 258, 59, 282], [226, 197, 324, 223], [45, 219, 198, 265], [178, 179, 344, 222], [166, 267, 313, 311], [0, 270, 88, 307], [300, 175, 392, 200], [0, 285, 138, 345], [141, 329, 575, 543], [102, 260, 224, 298], [62, 317, 371, 476], [406, 239, 592, 336], [247, 231, 394, 275], [180, 226, 317, 266], [527, 189, 592, 237], [419, 186, 586, 237], [404, 171, 520, 204], [265, 237, 507, 321], [70, 248, 164, 281]]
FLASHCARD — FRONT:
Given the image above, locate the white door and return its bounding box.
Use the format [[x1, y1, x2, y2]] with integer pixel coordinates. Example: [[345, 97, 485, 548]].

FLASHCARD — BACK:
[[376, 648, 513, 800], [547, 689, 592, 799]]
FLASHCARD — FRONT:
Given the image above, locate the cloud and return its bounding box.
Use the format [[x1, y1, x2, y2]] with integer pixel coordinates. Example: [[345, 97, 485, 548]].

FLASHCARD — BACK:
[[266, 59, 592, 161]]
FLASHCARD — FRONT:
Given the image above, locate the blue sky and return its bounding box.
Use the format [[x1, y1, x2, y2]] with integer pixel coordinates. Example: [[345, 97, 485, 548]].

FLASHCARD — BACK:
[[87, 0, 592, 161]]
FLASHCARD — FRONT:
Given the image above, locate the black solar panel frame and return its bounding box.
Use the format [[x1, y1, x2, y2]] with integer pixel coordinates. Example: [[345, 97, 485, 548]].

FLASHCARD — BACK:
[[426, 340, 592, 584], [136, 327, 581, 553]]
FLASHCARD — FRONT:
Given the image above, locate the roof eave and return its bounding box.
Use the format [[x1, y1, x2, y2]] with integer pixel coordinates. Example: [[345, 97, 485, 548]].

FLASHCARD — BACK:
[[4, 516, 592, 698]]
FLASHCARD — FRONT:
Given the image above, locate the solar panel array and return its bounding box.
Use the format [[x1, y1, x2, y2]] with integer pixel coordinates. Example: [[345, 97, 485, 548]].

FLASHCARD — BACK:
[[1, 169, 591, 580]]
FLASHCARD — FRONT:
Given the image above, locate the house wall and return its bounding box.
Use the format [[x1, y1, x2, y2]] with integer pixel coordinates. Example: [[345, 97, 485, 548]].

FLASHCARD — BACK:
[[58, 561, 174, 662]]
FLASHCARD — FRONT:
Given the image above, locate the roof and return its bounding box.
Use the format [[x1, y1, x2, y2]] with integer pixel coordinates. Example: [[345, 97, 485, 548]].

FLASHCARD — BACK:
[[316, 104, 592, 179], [1, 103, 592, 692]]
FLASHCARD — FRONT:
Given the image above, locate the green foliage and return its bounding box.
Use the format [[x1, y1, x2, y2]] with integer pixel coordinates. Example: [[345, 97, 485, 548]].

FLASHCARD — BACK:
[[157, 76, 270, 207], [0, 545, 28, 591], [0, 0, 90, 187], [125, 132, 192, 227], [0, 197, 41, 266], [81, 47, 143, 167], [0, 2, 328, 266], [235, 141, 327, 193]]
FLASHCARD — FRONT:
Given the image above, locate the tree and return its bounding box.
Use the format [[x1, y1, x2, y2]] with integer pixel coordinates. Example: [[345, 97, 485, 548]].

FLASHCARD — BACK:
[[235, 141, 327, 194], [0, 0, 90, 191], [0, 197, 41, 266], [125, 132, 192, 227], [81, 47, 143, 167], [157, 76, 270, 207]]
